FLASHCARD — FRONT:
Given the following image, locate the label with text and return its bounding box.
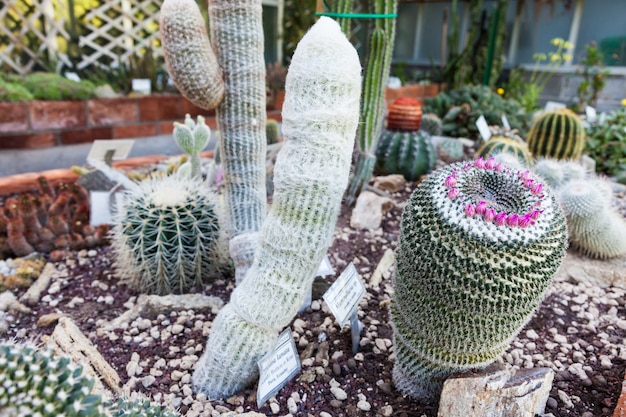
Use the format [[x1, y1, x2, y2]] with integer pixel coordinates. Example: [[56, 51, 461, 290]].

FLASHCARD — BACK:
[[323, 263, 366, 328], [257, 328, 301, 408], [501, 114, 511, 131], [475, 115, 492, 142]]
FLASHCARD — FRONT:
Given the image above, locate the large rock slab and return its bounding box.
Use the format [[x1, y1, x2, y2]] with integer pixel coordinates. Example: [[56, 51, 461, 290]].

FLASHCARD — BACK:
[[556, 250, 626, 288], [438, 366, 554, 417], [350, 191, 394, 230]]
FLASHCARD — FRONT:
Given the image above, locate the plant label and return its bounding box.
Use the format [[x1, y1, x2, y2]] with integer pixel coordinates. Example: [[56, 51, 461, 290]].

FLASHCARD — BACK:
[[65, 72, 81, 82], [316, 255, 334, 277], [501, 114, 511, 131], [323, 263, 366, 328], [476, 115, 491, 142], [89, 191, 114, 226], [544, 101, 566, 111], [257, 328, 301, 408], [132, 78, 151, 94], [87, 139, 134, 165], [585, 106, 597, 121]]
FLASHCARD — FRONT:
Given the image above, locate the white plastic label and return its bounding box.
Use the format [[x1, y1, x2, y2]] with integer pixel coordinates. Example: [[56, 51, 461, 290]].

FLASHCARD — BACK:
[[501, 114, 511, 131], [65, 72, 81, 82], [86, 139, 134, 164], [131, 78, 151, 94], [316, 255, 334, 277], [257, 328, 301, 407], [585, 106, 597, 121], [89, 191, 113, 226], [544, 101, 566, 111], [323, 263, 366, 328], [475, 115, 492, 142]]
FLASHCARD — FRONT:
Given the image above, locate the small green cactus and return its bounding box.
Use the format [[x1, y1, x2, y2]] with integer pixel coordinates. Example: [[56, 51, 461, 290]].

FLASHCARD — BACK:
[[477, 135, 533, 167], [419, 113, 443, 136], [558, 179, 626, 259], [375, 130, 436, 181], [391, 157, 568, 401], [173, 114, 211, 178], [265, 118, 280, 145], [527, 109, 586, 160], [111, 175, 224, 295]]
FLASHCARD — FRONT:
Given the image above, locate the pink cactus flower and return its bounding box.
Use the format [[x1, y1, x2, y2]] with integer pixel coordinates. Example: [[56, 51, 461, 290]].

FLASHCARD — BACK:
[[485, 157, 496, 170], [465, 203, 476, 217], [447, 188, 460, 200], [445, 175, 457, 188], [475, 201, 487, 215], [495, 212, 508, 226], [506, 213, 519, 227], [495, 162, 504, 172], [519, 214, 533, 228], [474, 157, 486, 169], [524, 179, 535, 189], [520, 170, 532, 181], [484, 208, 497, 222], [530, 209, 543, 220], [531, 183, 543, 195]]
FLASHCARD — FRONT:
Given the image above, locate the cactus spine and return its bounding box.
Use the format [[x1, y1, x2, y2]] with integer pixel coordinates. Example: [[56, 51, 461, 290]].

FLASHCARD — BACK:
[[477, 135, 533, 167], [345, 0, 398, 204], [192, 17, 361, 398], [376, 130, 436, 181], [527, 109, 586, 160], [391, 157, 568, 400], [160, 0, 267, 282]]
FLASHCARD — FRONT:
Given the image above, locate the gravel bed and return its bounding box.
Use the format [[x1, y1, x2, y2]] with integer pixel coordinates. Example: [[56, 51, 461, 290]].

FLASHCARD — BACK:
[[2, 182, 626, 417]]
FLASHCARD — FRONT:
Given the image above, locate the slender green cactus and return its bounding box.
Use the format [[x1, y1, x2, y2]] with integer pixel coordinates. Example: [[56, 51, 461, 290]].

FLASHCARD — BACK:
[[391, 157, 568, 401], [192, 17, 361, 398], [558, 179, 626, 259], [527, 109, 586, 160], [160, 0, 267, 283], [0, 341, 178, 417], [375, 130, 436, 181], [345, 0, 398, 204], [477, 135, 533, 167], [111, 175, 224, 295]]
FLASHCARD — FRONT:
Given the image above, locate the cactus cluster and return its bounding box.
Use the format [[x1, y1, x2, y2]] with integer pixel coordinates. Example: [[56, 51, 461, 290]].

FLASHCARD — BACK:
[[527, 109, 586, 160], [111, 174, 224, 295], [391, 157, 568, 400], [192, 17, 361, 398], [477, 135, 533, 167], [375, 130, 436, 181], [0, 341, 178, 417], [0, 178, 109, 260]]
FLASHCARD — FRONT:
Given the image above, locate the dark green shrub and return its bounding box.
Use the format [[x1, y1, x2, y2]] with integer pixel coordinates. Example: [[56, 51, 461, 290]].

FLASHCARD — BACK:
[[585, 107, 626, 176], [0, 80, 34, 102]]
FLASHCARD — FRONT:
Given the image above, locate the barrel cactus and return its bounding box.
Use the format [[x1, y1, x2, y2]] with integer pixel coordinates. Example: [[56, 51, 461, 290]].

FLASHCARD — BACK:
[[387, 97, 423, 131], [0, 341, 178, 417], [527, 109, 586, 160], [477, 135, 533, 167], [419, 113, 443, 136], [111, 175, 224, 295], [558, 178, 626, 259], [391, 157, 568, 401], [375, 130, 436, 181], [266, 118, 280, 145]]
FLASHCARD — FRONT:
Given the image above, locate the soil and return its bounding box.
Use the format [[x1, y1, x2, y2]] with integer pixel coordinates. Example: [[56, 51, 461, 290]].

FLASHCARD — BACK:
[[2, 177, 626, 417]]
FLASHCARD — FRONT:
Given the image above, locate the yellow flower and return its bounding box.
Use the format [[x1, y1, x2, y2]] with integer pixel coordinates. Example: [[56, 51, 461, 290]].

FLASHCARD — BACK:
[[551, 38, 564, 46], [622, 98, 626, 106], [563, 54, 573, 62], [563, 41, 574, 49], [496, 88, 504, 95]]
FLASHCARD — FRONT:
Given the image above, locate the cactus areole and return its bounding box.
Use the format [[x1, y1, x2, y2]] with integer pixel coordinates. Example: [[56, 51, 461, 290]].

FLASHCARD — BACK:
[[391, 157, 568, 400]]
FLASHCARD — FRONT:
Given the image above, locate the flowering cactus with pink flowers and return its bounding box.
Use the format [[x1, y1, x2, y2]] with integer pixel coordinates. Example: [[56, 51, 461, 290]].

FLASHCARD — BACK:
[[391, 157, 568, 401]]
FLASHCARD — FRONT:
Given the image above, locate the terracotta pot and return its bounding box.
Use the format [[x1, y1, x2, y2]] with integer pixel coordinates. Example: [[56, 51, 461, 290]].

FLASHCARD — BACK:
[[273, 90, 285, 112]]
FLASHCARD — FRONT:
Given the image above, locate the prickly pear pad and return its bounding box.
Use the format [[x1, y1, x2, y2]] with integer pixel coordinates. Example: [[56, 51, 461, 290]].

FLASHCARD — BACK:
[[391, 158, 568, 401]]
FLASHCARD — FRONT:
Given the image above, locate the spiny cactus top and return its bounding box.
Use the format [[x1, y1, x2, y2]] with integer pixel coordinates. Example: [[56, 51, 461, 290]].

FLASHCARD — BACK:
[[527, 108, 586, 160], [391, 157, 568, 401]]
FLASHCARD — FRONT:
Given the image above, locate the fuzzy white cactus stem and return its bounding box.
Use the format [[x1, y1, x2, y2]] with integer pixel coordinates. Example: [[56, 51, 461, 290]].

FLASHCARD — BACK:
[[160, 0, 267, 282], [192, 17, 362, 398]]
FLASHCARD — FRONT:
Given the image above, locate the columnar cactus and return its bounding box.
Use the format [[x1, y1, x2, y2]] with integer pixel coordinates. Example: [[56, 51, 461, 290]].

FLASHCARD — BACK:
[[111, 175, 224, 295], [558, 179, 626, 259], [375, 130, 436, 181], [192, 17, 361, 398], [0, 341, 178, 417], [527, 109, 586, 160], [477, 135, 533, 167], [160, 0, 267, 282], [391, 157, 568, 400]]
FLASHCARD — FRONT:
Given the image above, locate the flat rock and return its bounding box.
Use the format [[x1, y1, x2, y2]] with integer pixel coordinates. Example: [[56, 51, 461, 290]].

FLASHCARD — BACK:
[[350, 191, 394, 230], [369, 249, 395, 288], [372, 174, 406, 193], [438, 366, 554, 417], [556, 250, 626, 288]]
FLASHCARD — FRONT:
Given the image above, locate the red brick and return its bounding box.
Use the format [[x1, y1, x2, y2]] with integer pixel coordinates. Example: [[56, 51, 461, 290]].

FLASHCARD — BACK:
[[29, 100, 87, 130], [138, 95, 181, 121], [0, 102, 28, 133], [87, 98, 138, 126], [0, 132, 57, 150], [60, 127, 114, 145], [159, 121, 175, 135], [181, 97, 215, 118], [113, 123, 159, 138]]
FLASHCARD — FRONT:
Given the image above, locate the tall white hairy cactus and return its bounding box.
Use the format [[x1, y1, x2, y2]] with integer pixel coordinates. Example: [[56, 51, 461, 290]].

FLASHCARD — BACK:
[[192, 17, 362, 398]]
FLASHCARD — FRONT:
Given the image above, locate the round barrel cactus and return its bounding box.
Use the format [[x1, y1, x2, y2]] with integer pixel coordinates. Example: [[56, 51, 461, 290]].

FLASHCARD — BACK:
[[111, 175, 225, 295], [387, 97, 423, 131], [391, 157, 568, 401], [526, 108, 585, 160], [477, 135, 533, 167], [419, 113, 443, 136], [375, 130, 436, 181]]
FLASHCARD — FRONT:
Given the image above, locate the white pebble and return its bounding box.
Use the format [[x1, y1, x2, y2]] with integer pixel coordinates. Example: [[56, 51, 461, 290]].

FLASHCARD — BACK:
[[357, 400, 371, 411], [330, 386, 347, 401]]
